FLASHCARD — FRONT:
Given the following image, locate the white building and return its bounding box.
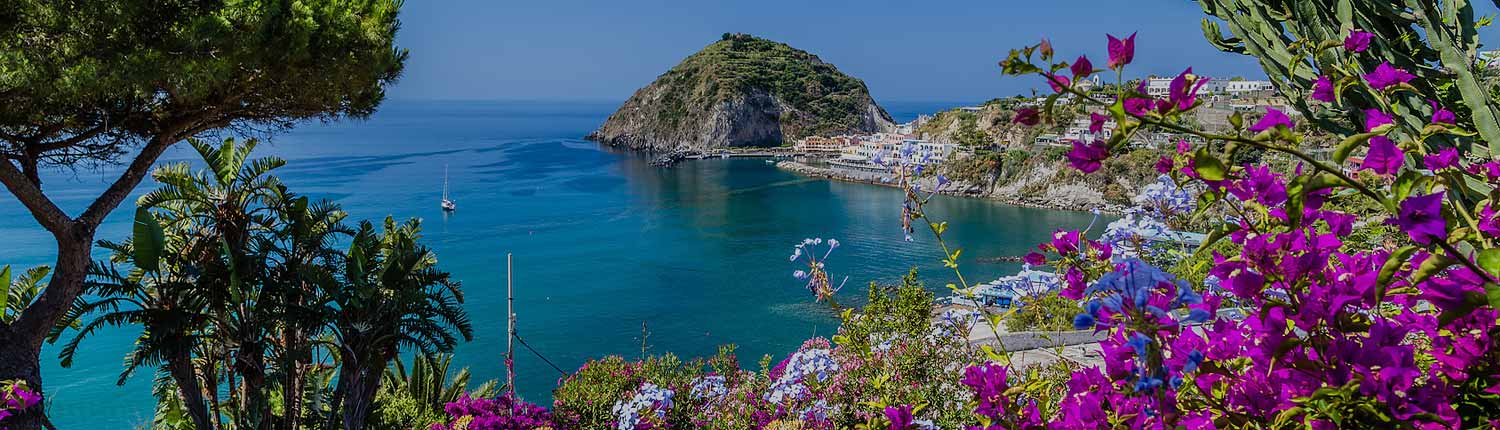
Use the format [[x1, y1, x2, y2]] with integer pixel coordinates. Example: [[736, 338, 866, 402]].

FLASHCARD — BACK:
[[1222, 80, 1275, 97], [1062, 117, 1116, 142], [1145, 77, 1174, 97], [1146, 76, 1274, 98]]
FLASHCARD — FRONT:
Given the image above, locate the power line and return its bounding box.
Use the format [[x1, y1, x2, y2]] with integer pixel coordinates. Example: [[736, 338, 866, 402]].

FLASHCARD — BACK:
[[513, 331, 568, 376]]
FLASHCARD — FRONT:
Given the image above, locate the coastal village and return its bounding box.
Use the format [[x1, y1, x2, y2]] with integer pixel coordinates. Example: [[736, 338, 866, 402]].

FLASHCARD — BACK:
[[775, 75, 1286, 344]]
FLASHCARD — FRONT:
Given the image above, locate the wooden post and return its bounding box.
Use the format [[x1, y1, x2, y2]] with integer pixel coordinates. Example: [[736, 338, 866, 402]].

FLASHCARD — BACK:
[[507, 253, 516, 402]]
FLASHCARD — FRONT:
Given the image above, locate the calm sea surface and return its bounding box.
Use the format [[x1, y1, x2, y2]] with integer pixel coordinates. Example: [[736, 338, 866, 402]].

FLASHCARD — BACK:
[[0, 100, 1095, 428]]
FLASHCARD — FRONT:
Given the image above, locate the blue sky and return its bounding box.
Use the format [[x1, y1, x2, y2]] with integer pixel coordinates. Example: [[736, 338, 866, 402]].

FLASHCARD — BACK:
[[388, 0, 1498, 103]]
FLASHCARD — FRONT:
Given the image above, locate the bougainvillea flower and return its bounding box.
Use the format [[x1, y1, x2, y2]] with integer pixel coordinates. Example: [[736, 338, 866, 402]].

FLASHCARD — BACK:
[[1046, 74, 1071, 93], [1361, 136, 1404, 175], [1067, 140, 1110, 173], [1366, 62, 1415, 90], [1248, 107, 1292, 132], [1365, 108, 1394, 132], [1312, 75, 1335, 102], [1107, 32, 1136, 69], [1345, 30, 1373, 52], [1039, 38, 1054, 59], [1154, 156, 1174, 174], [1061, 266, 1085, 300], [1089, 112, 1109, 133], [1388, 192, 1447, 245], [1123, 97, 1156, 116], [1167, 68, 1208, 111], [1430, 100, 1456, 124], [1051, 229, 1081, 254], [1423, 147, 1459, 171], [884, 405, 915, 430], [1479, 204, 1500, 237], [1013, 108, 1041, 126], [1072, 55, 1094, 79], [1023, 252, 1047, 265]]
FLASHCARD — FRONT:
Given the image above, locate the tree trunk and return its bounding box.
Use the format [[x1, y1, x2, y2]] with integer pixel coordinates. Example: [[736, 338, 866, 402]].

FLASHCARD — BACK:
[[0, 136, 179, 430], [0, 227, 93, 430], [235, 340, 270, 430], [338, 362, 383, 430], [167, 346, 214, 430], [0, 330, 46, 430], [281, 327, 306, 430]]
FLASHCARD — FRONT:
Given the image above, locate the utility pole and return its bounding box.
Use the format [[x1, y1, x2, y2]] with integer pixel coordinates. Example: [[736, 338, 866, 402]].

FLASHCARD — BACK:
[[507, 253, 516, 402]]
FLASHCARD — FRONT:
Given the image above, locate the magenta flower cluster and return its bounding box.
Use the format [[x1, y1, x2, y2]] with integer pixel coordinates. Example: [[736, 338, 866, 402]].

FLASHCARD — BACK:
[[984, 29, 1500, 430], [431, 392, 551, 430], [0, 382, 40, 424]]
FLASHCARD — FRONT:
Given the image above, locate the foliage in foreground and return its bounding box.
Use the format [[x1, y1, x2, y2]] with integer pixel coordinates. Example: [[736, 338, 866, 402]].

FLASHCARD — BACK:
[[433, 8, 1500, 430]]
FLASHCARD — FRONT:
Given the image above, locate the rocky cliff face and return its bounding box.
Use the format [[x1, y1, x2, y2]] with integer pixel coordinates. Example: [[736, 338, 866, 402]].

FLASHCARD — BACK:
[[588, 34, 894, 151]]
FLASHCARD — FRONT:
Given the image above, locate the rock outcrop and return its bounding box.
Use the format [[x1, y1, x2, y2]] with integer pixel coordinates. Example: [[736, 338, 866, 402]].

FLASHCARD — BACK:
[[588, 33, 893, 151]]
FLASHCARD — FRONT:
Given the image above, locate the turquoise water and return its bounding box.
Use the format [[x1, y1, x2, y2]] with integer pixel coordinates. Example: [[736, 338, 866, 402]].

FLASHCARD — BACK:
[[0, 100, 1095, 428]]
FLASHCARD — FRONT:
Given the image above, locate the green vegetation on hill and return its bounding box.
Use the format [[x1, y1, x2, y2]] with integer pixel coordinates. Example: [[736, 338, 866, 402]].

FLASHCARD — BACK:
[[675, 33, 882, 137], [591, 33, 892, 149]]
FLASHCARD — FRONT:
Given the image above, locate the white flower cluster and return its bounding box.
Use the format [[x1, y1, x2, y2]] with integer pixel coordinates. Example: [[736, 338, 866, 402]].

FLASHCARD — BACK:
[[1101, 210, 1174, 259], [1134, 175, 1196, 219], [689, 375, 727, 400], [935, 308, 981, 338], [612, 382, 675, 430], [766, 348, 837, 404]]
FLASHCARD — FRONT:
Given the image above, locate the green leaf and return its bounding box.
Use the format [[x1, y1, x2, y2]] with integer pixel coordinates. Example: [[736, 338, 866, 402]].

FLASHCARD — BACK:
[[1193, 148, 1229, 181], [1413, 254, 1456, 285], [132, 207, 165, 272], [1377, 246, 1418, 300], [1479, 249, 1500, 279], [0, 265, 10, 318], [1333, 132, 1378, 164]]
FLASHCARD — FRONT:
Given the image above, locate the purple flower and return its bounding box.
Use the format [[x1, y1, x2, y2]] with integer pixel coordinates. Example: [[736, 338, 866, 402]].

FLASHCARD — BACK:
[[1364, 109, 1394, 132], [1388, 192, 1447, 245], [1360, 136, 1404, 175], [1366, 62, 1415, 91], [1046, 74, 1071, 93], [1072, 55, 1094, 79], [1107, 32, 1136, 70], [884, 405, 915, 430], [1061, 266, 1085, 299], [1424, 147, 1459, 171], [1123, 97, 1156, 116], [1038, 38, 1054, 59], [1248, 107, 1292, 132], [1166, 67, 1208, 111], [1479, 204, 1500, 237], [1023, 252, 1047, 266], [1066, 140, 1110, 173], [1051, 229, 1081, 255], [1088, 112, 1109, 133], [1430, 100, 1456, 125], [1345, 30, 1373, 52], [1312, 75, 1335, 102], [1013, 108, 1041, 126], [1154, 156, 1174, 174]]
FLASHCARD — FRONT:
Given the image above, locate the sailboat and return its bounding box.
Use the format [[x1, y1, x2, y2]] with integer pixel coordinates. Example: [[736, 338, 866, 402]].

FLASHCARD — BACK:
[[441, 165, 457, 212]]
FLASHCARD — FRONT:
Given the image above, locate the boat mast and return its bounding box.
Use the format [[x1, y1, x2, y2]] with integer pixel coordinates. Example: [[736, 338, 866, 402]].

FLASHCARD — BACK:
[[443, 165, 450, 201]]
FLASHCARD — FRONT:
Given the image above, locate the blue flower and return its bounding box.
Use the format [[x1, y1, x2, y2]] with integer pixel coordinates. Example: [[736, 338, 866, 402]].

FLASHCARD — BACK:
[[1073, 313, 1096, 330]]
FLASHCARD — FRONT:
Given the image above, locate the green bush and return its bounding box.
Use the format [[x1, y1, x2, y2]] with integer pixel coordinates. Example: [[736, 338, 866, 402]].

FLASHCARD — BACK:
[[370, 390, 446, 430], [1005, 292, 1079, 332]]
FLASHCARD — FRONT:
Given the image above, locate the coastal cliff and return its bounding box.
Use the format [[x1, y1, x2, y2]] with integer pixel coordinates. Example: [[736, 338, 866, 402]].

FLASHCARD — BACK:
[[587, 33, 894, 151]]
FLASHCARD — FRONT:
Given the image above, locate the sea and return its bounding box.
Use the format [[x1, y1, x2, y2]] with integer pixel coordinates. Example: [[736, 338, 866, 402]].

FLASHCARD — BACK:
[[0, 100, 1099, 428]]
